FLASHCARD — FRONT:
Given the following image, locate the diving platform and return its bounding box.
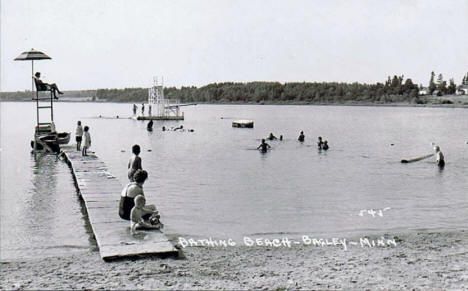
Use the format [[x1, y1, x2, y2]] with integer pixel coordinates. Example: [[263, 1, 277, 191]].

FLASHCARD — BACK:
[[62, 146, 178, 261], [137, 115, 184, 121]]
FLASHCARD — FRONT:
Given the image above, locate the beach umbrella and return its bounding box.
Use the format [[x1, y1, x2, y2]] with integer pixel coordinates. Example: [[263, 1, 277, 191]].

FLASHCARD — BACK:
[[14, 49, 52, 93]]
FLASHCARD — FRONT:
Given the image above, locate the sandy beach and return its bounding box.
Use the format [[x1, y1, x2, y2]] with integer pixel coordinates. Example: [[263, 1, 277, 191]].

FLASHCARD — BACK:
[[1, 230, 467, 290]]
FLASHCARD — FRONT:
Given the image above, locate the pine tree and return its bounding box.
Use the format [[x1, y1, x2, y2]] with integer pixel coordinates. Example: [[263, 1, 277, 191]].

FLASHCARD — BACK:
[[428, 71, 436, 94], [447, 78, 456, 94]]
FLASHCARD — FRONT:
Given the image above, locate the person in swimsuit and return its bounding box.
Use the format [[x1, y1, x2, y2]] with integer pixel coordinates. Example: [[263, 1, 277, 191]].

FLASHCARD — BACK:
[[128, 144, 142, 182], [323, 140, 329, 150], [133, 104, 137, 115], [298, 131, 305, 142], [119, 170, 156, 220], [33, 72, 64, 99], [75, 121, 83, 151], [257, 139, 271, 153], [434, 145, 445, 167], [317, 136, 324, 149], [267, 133, 277, 140], [147, 120, 153, 131]]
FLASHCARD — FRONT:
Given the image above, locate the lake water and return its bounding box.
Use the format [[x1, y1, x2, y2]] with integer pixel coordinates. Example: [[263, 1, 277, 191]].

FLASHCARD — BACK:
[[1, 102, 467, 260]]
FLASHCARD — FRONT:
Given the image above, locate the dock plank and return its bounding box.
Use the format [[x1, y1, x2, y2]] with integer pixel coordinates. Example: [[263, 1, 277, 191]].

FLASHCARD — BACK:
[[62, 146, 178, 260]]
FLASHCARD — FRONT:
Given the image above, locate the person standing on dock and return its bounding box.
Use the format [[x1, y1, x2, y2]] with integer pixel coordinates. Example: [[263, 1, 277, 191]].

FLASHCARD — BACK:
[[141, 103, 145, 115], [128, 145, 142, 181], [75, 121, 83, 151], [133, 104, 137, 115], [82, 126, 91, 156], [148, 104, 152, 116], [298, 131, 305, 142]]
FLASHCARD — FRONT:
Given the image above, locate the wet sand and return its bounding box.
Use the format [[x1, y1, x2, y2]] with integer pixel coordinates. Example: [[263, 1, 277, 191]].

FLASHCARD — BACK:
[[1, 230, 467, 290]]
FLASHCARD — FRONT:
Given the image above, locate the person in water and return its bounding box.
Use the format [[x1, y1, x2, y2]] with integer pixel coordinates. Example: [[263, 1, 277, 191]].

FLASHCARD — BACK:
[[257, 139, 271, 153], [82, 126, 91, 156], [119, 170, 156, 220], [317, 136, 324, 149], [279, 135, 283, 141], [130, 195, 162, 234], [434, 145, 445, 167], [323, 140, 329, 150], [267, 133, 277, 140], [33, 72, 64, 99], [162, 126, 166, 131], [298, 131, 305, 142], [147, 120, 153, 131], [174, 125, 184, 131], [128, 145, 142, 181], [75, 121, 83, 151]]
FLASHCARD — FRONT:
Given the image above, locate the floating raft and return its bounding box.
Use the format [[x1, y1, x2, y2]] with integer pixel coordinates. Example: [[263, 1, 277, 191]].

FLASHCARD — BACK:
[[62, 146, 178, 261], [232, 119, 254, 128], [136, 115, 184, 121]]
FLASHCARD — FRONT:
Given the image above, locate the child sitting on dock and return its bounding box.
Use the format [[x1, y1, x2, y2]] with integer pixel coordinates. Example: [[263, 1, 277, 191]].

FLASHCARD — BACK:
[[128, 145, 142, 182], [82, 126, 91, 156], [130, 195, 162, 234]]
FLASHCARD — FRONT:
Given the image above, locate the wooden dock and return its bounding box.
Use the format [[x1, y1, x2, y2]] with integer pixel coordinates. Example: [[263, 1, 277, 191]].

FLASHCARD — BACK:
[[62, 146, 178, 261], [136, 115, 184, 121]]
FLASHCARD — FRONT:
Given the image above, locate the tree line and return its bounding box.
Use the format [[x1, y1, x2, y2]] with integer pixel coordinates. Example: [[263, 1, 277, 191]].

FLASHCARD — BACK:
[[2, 72, 467, 103]]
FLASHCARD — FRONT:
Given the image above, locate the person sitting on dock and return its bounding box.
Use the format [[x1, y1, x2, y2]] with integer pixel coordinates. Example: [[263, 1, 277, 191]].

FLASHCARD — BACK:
[[317, 136, 324, 149], [75, 121, 83, 151], [147, 120, 153, 131], [33, 72, 64, 99], [119, 170, 156, 220], [434, 146, 445, 167], [128, 145, 142, 182], [267, 133, 277, 140], [323, 140, 329, 150], [130, 195, 162, 234], [82, 126, 91, 156], [298, 131, 305, 142], [257, 139, 271, 153]]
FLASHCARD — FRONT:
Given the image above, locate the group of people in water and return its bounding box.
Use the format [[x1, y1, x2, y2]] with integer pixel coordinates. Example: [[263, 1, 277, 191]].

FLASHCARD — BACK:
[[119, 144, 163, 234], [257, 131, 330, 153], [133, 103, 152, 116], [75, 121, 91, 156]]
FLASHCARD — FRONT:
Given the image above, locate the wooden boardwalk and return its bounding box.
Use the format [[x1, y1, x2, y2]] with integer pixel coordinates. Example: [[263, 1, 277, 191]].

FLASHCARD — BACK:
[[62, 146, 178, 261]]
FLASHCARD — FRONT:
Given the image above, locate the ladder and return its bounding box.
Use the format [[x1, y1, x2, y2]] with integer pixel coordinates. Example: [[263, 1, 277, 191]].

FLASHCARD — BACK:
[[33, 87, 55, 153]]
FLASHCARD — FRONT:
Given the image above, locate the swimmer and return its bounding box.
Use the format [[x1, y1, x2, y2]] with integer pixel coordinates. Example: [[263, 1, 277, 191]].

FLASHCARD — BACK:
[[434, 145, 445, 167], [323, 140, 329, 150], [298, 131, 305, 142], [162, 126, 166, 131], [147, 120, 153, 131], [267, 133, 277, 140], [279, 135, 283, 141], [257, 139, 271, 153], [174, 125, 184, 131], [317, 136, 324, 149]]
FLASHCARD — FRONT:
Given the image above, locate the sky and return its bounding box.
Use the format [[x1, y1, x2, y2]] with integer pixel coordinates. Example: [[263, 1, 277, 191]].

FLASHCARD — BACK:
[[1, 0, 467, 91]]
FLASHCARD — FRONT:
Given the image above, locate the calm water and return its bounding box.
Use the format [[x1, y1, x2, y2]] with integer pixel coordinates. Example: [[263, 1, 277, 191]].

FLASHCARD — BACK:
[[1, 102, 467, 260]]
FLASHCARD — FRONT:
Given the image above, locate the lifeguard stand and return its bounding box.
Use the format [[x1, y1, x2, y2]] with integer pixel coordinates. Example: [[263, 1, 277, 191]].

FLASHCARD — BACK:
[[138, 77, 184, 120], [32, 79, 58, 153]]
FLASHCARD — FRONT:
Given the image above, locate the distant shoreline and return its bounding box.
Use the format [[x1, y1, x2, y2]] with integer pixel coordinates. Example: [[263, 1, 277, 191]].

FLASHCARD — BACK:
[[2, 97, 467, 109]]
